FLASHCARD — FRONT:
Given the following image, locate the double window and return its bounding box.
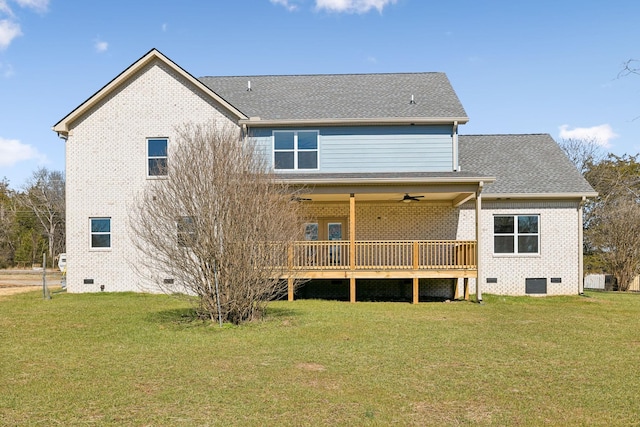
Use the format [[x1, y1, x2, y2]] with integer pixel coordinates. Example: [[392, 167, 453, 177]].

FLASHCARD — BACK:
[[90, 217, 111, 249], [273, 131, 318, 170], [148, 138, 168, 176], [494, 215, 539, 254]]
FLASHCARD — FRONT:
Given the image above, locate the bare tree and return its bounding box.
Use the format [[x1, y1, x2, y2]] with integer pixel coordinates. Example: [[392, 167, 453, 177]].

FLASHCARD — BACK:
[[22, 168, 65, 268], [619, 59, 640, 78], [130, 122, 306, 324], [587, 199, 640, 291], [557, 137, 605, 175], [584, 154, 640, 290]]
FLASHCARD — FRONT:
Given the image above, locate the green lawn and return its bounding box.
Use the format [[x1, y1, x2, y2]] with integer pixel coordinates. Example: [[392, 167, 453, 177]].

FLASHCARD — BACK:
[[1, 291, 639, 426]]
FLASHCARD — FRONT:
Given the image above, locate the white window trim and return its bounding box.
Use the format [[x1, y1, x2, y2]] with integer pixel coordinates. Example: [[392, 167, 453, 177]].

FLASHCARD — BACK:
[[89, 217, 111, 251], [493, 214, 540, 256], [272, 130, 320, 171], [147, 137, 169, 178]]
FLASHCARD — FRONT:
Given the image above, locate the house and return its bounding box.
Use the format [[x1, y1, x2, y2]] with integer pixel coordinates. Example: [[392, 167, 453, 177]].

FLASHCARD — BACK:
[[53, 49, 596, 301]]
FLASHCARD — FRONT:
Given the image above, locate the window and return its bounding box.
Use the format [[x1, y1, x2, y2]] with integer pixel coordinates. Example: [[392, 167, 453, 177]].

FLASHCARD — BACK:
[[90, 218, 111, 249], [177, 216, 196, 247], [273, 131, 318, 170], [494, 215, 539, 254], [148, 138, 168, 176]]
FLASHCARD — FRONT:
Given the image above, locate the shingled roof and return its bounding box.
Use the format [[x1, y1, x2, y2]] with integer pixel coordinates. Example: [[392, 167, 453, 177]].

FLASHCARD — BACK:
[[459, 134, 596, 196], [198, 73, 467, 122]]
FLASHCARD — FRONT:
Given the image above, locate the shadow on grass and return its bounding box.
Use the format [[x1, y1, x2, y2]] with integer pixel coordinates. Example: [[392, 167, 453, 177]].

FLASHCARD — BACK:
[[147, 304, 302, 329], [264, 306, 299, 318], [146, 307, 204, 327]]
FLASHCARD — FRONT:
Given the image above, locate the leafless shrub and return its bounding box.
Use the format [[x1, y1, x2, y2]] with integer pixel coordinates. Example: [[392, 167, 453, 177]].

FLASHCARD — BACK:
[[129, 122, 305, 324]]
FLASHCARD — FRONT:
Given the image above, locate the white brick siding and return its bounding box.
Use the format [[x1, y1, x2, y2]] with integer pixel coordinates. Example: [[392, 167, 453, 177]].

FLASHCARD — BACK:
[[458, 200, 583, 296], [65, 59, 237, 293], [63, 59, 586, 297]]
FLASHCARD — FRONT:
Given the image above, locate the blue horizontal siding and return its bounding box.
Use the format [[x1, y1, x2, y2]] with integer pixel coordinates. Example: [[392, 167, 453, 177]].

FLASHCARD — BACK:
[[248, 125, 454, 172]]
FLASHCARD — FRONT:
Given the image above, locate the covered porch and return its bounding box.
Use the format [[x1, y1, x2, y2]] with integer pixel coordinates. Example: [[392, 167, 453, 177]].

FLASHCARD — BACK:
[[279, 172, 494, 303]]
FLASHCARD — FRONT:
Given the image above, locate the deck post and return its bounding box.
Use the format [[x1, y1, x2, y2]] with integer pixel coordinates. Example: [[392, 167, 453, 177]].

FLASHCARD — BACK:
[[287, 244, 294, 301], [412, 241, 419, 304], [349, 193, 356, 271], [475, 183, 483, 303], [350, 277, 356, 303], [350, 194, 356, 303], [464, 277, 469, 300], [454, 279, 459, 299]]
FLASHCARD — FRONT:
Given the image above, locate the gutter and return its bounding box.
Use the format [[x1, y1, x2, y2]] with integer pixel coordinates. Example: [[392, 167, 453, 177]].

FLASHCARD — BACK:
[[276, 176, 496, 186], [240, 116, 469, 127]]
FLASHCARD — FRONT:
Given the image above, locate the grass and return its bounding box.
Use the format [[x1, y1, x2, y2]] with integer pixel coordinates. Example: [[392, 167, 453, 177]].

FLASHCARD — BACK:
[[1, 291, 640, 426]]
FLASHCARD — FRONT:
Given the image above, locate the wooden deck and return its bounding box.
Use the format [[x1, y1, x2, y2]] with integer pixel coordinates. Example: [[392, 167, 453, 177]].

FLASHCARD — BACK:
[[282, 240, 477, 303]]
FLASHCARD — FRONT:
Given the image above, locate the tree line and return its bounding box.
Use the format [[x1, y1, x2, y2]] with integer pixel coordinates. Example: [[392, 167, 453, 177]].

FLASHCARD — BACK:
[[0, 168, 65, 269], [559, 138, 640, 291]]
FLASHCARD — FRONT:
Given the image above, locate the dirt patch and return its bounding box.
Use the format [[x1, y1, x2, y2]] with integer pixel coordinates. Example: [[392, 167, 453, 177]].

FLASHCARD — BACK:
[[0, 271, 63, 297]]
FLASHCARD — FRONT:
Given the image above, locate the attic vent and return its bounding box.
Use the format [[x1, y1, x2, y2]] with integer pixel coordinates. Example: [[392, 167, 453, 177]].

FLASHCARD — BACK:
[[247, 80, 251, 91], [409, 94, 416, 104]]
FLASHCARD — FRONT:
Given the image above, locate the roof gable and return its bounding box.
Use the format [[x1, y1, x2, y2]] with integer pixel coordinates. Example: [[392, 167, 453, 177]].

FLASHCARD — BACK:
[[459, 134, 597, 197], [52, 49, 247, 136], [199, 73, 468, 126]]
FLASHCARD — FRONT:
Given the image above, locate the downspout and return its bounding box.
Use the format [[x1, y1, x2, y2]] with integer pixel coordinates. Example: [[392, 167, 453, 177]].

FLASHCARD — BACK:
[[578, 196, 586, 295], [476, 181, 484, 303], [452, 121, 459, 171]]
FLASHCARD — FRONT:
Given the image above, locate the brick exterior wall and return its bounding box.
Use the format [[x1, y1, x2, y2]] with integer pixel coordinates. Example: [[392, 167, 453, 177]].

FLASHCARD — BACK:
[[64, 60, 585, 297], [458, 200, 582, 296], [65, 59, 237, 293]]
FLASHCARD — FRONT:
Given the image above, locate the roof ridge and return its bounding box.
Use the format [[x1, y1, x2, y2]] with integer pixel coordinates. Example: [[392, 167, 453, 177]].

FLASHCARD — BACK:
[[199, 72, 446, 79], [460, 133, 551, 137]]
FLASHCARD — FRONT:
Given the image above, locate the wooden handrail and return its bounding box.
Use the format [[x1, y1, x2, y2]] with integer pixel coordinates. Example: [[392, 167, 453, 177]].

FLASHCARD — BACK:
[[285, 240, 476, 271]]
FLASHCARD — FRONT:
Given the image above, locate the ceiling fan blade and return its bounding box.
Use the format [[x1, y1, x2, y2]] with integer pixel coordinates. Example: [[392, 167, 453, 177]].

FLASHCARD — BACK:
[[400, 193, 424, 202]]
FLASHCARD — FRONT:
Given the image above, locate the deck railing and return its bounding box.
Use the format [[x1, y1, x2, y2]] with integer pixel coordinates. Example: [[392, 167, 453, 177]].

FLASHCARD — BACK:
[[287, 240, 476, 271]]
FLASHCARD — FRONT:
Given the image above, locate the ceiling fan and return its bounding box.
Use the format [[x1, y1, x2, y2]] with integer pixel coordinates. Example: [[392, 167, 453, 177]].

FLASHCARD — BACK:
[[400, 193, 424, 203]]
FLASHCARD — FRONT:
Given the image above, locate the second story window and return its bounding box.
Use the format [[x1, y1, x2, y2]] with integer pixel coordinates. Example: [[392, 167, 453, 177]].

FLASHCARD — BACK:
[[148, 138, 168, 176], [273, 131, 318, 170]]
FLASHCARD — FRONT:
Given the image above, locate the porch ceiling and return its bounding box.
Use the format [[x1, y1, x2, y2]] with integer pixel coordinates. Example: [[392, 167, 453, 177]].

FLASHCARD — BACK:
[[300, 191, 474, 204], [280, 171, 493, 205]]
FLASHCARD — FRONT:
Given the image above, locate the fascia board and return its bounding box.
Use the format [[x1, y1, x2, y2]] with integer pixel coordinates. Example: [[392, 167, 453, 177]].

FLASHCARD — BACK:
[[241, 117, 469, 127], [52, 49, 247, 136], [483, 192, 598, 200], [276, 176, 495, 186]]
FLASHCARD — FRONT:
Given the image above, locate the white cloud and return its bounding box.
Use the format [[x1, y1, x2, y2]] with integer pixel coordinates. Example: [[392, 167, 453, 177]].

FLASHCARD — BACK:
[[0, 19, 21, 50], [161, 23, 168, 32], [0, 0, 49, 50], [0, 1, 14, 16], [94, 39, 108, 53], [558, 124, 618, 148], [270, 0, 299, 11], [0, 137, 46, 166], [315, 0, 397, 13], [14, 0, 49, 13]]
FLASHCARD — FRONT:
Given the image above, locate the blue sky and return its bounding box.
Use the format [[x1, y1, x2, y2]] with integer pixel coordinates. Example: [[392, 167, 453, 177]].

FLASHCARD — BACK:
[[1, 0, 640, 188]]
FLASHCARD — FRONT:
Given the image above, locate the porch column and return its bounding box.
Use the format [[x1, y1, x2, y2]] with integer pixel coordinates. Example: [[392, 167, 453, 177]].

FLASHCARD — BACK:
[[349, 193, 356, 303], [475, 182, 483, 303]]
